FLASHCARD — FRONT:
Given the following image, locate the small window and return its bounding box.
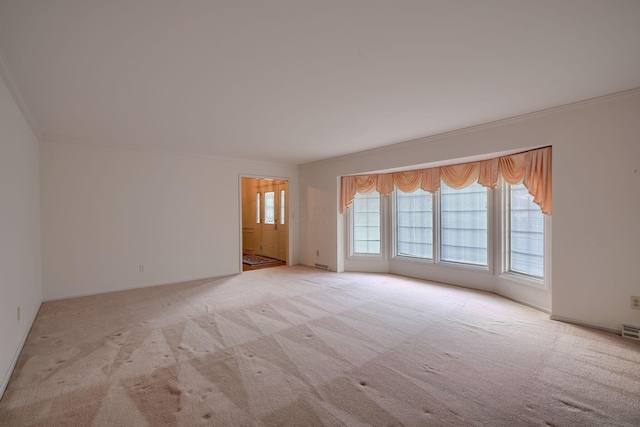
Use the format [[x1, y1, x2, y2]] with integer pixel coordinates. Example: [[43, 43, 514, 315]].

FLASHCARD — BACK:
[[265, 191, 275, 224], [256, 193, 261, 223], [508, 183, 544, 278], [280, 189, 285, 225], [396, 188, 433, 259], [440, 182, 488, 266], [352, 192, 381, 255]]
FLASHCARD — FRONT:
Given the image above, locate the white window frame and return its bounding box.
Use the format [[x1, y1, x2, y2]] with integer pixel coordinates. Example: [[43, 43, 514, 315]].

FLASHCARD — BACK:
[[392, 188, 435, 262], [435, 182, 493, 273], [347, 192, 386, 259], [391, 185, 493, 274], [498, 179, 547, 289]]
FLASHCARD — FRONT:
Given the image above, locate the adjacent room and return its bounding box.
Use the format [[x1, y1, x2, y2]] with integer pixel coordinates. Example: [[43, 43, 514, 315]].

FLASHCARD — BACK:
[[1, 1, 639, 425], [241, 177, 289, 271]]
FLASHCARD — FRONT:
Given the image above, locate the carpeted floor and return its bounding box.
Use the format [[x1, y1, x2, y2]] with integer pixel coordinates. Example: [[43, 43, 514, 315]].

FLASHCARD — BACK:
[[1, 266, 639, 426]]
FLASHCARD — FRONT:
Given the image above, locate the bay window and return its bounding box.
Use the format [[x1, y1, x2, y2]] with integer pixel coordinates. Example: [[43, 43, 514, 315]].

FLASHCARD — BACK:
[[348, 179, 544, 282], [342, 147, 550, 284]]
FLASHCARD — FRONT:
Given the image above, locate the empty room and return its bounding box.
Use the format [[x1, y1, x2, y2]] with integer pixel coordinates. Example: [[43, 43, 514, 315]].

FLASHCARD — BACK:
[[1, 1, 640, 425]]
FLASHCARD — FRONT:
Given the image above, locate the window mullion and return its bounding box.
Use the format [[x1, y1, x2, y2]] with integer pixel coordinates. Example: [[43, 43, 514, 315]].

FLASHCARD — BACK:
[[501, 178, 510, 274], [433, 187, 441, 263]]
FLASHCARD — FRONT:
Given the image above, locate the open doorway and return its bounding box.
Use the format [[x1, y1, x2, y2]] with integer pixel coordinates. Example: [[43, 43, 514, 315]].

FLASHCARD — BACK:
[[241, 177, 288, 271]]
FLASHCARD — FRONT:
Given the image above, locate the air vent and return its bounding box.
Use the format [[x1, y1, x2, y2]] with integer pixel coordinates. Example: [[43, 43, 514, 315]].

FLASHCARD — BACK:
[[622, 324, 640, 340], [314, 263, 329, 271]]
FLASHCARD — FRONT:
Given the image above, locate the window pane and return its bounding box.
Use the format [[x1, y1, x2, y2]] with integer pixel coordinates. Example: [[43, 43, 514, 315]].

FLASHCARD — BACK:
[[265, 191, 275, 224], [256, 193, 260, 223], [280, 189, 285, 225], [510, 184, 544, 278], [396, 189, 433, 258], [440, 182, 487, 265], [352, 192, 381, 255]]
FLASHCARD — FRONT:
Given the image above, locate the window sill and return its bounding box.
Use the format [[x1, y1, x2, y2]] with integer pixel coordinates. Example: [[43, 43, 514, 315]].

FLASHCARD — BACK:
[[392, 254, 434, 265], [391, 256, 492, 275], [347, 253, 384, 261], [437, 260, 492, 275]]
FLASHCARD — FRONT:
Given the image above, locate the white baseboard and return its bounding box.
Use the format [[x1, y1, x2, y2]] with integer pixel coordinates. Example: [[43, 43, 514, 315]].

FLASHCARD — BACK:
[[0, 301, 42, 399], [497, 293, 551, 314], [550, 315, 620, 335]]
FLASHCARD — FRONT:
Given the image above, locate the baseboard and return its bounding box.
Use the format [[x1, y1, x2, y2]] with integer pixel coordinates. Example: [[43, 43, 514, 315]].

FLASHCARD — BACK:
[[43, 271, 241, 302], [496, 293, 551, 314], [550, 315, 620, 335], [0, 301, 42, 399]]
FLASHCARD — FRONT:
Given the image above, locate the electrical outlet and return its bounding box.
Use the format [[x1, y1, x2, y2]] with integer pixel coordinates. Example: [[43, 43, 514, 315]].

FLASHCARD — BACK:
[[139, 265, 145, 272], [631, 296, 640, 310], [17, 306, 20, 321]]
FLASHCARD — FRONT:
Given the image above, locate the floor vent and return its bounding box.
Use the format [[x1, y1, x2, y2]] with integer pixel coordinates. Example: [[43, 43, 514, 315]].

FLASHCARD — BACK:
[[315, 263, 329, 271], [622, 324, 640, 340]]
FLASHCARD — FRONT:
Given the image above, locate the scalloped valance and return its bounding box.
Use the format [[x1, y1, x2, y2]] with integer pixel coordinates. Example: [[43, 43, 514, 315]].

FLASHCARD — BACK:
[[340, 146, 552, 215]]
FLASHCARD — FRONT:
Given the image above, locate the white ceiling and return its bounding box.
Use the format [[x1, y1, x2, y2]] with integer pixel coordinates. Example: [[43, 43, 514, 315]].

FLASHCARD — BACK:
[[1, 1, 639, 165]]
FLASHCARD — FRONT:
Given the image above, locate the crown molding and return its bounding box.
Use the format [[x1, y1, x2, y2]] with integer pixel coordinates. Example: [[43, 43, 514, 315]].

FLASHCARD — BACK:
[[0, 47, 42, 138], [40, 134, 298, 170], [300, 86, 640, 169]]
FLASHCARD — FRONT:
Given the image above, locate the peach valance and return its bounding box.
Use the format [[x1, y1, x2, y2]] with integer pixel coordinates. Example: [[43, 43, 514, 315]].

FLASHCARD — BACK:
[[340, 146, 552, 215]]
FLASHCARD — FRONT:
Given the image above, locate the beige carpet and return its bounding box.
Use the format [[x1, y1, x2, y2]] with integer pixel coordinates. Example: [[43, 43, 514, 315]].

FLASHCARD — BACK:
[[1, 266, 639, 426]]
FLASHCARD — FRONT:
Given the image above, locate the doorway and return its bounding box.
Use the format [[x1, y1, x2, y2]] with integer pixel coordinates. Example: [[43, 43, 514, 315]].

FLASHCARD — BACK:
[[241, 177, 288, 271]]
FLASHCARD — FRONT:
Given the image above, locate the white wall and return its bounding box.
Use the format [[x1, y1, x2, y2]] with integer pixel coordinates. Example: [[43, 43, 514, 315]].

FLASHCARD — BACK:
[[299, 90, 640, 331], [40, 141, 299, 300], [0, 77, 42, 396]]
